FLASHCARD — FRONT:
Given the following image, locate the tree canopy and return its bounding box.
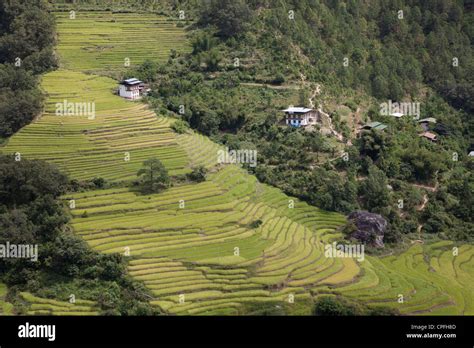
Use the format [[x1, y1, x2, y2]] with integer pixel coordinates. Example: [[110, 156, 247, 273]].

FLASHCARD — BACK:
[[199, 0, 254, 38], [137, 158, 171, 194], [0, 0, 56, 138]]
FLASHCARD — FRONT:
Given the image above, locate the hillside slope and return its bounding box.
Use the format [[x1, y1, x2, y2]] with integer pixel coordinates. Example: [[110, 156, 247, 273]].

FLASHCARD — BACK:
[[1, 7, 473, 316], [4, 70, 189, 180]]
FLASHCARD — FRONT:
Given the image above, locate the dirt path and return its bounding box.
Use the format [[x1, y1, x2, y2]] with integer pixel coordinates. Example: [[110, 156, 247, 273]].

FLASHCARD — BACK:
[[417, 194, 429, 212], [300, 74, 346, 144], [356, 176, 435, 238], [415, 188, 436, 239], [351, 107, 362, 138], [411, 183, 438, 192], [240, 82, 301, 90], [317, 107, 348, 143], [308, 84, 320, 109], [354, 107, 361, 125], [416, 224, 423, 235]]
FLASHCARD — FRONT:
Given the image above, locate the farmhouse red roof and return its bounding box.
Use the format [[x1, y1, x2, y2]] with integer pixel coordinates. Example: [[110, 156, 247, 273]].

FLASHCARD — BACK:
[[419, 131, 437, 140]]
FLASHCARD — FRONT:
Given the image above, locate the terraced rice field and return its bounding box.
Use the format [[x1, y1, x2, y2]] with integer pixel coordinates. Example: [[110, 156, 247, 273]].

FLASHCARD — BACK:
[[68, 165, 349, 315], [1, 11, 192, 181], [19, 292, 100, 316], [55, 11, 189, 73], [337, 242, 474, 315], [2, 70, 190, 181], [2, 9, 473, 316], [0, 283, 14, 315], [68, 163, 474, 315]]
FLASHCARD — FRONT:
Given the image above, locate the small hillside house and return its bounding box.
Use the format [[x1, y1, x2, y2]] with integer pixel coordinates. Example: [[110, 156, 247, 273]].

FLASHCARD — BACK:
[[418, 117, 437, 131], [360, 121, 388, 131], [283, 107, 320, 127], [119, 78, 146, 100]]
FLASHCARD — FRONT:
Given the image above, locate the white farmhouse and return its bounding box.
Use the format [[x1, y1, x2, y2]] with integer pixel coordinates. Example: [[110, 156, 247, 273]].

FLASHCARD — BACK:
[[283, 107, 321, 127], [118, 78, 145, 100]]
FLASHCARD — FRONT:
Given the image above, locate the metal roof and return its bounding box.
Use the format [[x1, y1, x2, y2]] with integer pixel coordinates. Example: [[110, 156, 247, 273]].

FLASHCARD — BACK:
[[121, 78, 143, 85], [283, 107, 313, 114], [364, 121, 387, 130], [367, 121, 382, 127], [374, 124, 388, 130], [418, 117, 437, 123]]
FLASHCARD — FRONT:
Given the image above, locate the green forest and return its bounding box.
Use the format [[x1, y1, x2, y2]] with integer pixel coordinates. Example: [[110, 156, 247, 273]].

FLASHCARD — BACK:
[[0, 0, 57, 138]]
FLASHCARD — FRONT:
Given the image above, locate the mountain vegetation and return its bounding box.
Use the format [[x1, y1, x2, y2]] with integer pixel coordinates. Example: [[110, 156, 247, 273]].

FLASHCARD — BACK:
[[0, 0, 472, 316], [0, 0, 57, 138], [129, 0, 473, 242]]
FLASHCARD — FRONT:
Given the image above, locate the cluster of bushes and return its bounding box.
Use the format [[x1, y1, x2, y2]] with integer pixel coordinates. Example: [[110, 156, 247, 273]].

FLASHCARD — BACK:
[[0, 0, 57, 138], [135, 157, 208, 194], [313, 296, 399, 316]]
